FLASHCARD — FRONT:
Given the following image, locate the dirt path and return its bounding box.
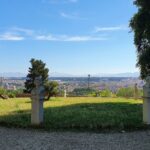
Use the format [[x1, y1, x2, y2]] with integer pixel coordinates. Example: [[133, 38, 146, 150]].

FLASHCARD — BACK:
[[0, 127, 150, 150]]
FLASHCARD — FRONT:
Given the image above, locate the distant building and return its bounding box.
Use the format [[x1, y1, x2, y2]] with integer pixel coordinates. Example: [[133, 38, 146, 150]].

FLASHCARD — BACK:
[[4, 83, 9, 90], [4, 83, 16, 90]]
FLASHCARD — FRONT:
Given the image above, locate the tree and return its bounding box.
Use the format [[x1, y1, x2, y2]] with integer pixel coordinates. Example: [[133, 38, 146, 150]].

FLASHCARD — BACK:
[[25, 58, 49, 93], [130, 0, 150, 79], [45, 81, 59, 100]]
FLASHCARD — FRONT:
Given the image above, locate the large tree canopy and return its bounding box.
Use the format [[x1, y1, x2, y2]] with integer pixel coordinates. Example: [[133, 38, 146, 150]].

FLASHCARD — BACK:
[[130, 0, 150, 79], [25, 58, 49, 93], [25, 58, 58, 100]]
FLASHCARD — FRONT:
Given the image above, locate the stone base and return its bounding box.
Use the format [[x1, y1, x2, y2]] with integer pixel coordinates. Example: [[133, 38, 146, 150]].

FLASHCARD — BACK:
[[143, 98, 150, 124], [31, 99, 44, 125]]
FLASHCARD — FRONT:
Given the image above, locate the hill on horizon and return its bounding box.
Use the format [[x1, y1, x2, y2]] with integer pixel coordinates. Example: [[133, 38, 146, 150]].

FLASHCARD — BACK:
[[0, 72, 140, 78]]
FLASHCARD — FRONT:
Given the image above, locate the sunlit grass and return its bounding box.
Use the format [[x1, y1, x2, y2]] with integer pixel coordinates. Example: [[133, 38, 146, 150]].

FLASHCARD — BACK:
[[0, 97, 144, 131]]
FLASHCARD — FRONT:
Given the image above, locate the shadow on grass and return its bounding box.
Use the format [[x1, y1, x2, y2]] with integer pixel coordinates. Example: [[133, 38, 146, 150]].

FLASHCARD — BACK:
[[0, 102, 147, 132], [25, 98, 62, 104]]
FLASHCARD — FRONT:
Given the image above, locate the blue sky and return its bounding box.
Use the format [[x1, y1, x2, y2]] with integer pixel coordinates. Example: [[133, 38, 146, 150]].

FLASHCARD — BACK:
[[0, 0, 137, 75]]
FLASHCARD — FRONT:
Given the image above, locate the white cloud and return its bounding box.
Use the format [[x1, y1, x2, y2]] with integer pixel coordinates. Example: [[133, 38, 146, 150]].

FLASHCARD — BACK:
[[64, 36, 106, 42], [94, 26, 128, 32], [0, 26, 107, 42], [35, 34, 107, 42], [60, 12, 87, 20], [0, 27, 34, 41], [0, 32, 24, 41], [36, 35, 58, 41]]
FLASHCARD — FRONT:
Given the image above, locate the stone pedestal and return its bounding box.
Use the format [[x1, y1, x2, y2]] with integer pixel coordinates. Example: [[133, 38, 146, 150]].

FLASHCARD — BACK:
[[64, 89, 67, 98], [134, 83, 138, 99], [143, 98, 150, 124], [31, 77, 45, 125], [143, 76, 150, 124], [31, 99, 43, 125], [64, 85, 67, 98]]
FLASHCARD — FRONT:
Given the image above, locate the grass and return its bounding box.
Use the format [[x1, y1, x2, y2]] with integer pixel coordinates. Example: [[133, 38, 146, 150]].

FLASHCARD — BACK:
[[0, 97, 146, 131]]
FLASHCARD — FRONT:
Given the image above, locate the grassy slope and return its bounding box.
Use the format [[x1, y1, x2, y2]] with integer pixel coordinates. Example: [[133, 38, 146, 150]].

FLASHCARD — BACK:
[[0, 97, 144, 131]]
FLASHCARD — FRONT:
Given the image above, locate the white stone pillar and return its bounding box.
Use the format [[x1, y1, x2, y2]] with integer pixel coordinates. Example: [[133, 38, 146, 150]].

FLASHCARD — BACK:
[[64, 89, 67, 98], [143, 76, 150, 124], [31, 77, 45, 125], [31, 98, 44, 125], [64, 85, 67, 98]]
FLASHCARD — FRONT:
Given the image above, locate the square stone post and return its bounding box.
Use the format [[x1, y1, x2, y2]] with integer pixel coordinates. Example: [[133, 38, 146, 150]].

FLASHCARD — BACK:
[[31, 98, 44, 125], [31, 77, 45, 125], [143, 76, 150, 124], [64, 85, 67, 98]]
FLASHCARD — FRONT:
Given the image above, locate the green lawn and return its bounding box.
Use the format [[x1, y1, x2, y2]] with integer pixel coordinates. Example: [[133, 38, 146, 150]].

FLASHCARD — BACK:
[[0, 97, 145, 131]]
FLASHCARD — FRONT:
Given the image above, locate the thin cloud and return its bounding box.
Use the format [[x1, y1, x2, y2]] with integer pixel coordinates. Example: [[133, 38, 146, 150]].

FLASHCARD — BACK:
[[65, 36, 106, 42], [35, 34, 107, 42], [69, 0, 78, 3], [11, 27, 34, 35], [94, 26, 128, 32], [44, 0, 78, 4], [0, 27, 34, 41], [0, 26, 107, 42], [60, 12, 87, 20], [0, 32, 24, 41]]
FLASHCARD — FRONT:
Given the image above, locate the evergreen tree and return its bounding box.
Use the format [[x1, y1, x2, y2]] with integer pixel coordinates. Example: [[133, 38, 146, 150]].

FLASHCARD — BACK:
[[130, 0, 150, 79], [24, 58, 49, 93]]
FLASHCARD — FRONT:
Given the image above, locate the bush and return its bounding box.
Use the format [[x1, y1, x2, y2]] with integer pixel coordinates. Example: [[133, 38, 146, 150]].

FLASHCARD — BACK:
[[138, 89, 143, 97], [100, 89, 111, 97], [0, 88, 24, 98], [69, 88, 97, 97], [116, 87, 134, 98], [0, 87, 6, 95], [7, 92, 16, 98]]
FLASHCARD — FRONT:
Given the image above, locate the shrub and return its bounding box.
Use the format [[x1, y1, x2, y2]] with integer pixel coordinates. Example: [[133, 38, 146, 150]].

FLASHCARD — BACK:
[[7, 92, 16, 98], [0, 87, 6, 95], [0, 89, 24, 98], [100, 89, 111, 97], [69, 88, 97, 97], [116, 87, 134, 98]]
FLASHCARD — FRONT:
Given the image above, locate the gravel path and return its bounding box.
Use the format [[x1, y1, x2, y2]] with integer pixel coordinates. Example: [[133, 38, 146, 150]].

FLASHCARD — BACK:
[[0, 127, 150, 150]]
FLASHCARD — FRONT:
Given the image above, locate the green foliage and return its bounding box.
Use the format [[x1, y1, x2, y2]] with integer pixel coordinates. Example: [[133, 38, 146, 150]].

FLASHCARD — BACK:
[[0, 87, 6, 95], [57, 89, 65, 97], [117, 87, 135, 98], [7, 91, 16, 98], [15, 89, 24, 95], [69, 88, 112, 97], [117, 87, 143, 98], [139, 89, 143, 97], [69, 88, 96, 97], [0, 89, 24, 98], [130, 0, 150, 79], [24, 58, 49, 93], [24, 58, 59, 100], [91, 91, 100, 97], [45, 81, 59, 100], [100, 89, 111, 97], [136, 89, 143, 98]]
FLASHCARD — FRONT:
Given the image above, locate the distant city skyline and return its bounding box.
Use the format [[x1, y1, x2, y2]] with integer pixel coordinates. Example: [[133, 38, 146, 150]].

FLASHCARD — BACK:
[[0, 71, 140, 78], [0, 0, 138, 74]]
